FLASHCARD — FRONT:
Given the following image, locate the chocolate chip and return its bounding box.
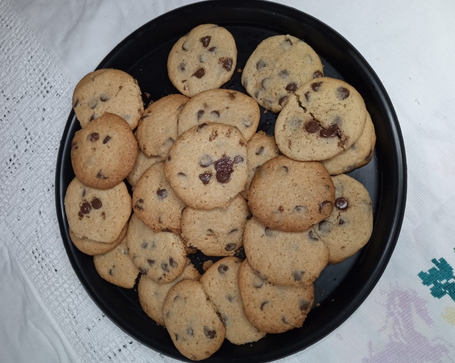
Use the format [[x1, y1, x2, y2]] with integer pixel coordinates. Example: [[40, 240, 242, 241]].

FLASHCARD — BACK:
[[192, 67, 205, 78], [264, 227, 272, 237], [227, 295, 235, 303], [320, 124, 342, 138], [282, 166, 289, 173], [147, 259, 155, 266], [161, 263, 169, 273], [134, 199, 144, 211], [255, 146, 264, 155], [282, 316, 289, 324], [178, 63, 186, 72], [100, 94, 110, 102], [318, 220, 331, 233], [253, 277, 264, 289], [278, 69, 289, 78], [313, 70, 323, 78], [228, 228, 238, 234], [200, 35, 211, 47], [299, 299, 310, 311], [228, 92, 236, 100], [103, 135, 111, 144], [308, 230, 319, 241], [91, 197, 102, 209], [305, 120, 321, 133], [182, 41, 189, 51], [339, 219, 345, 225], [89, 114, 96, 122], [156, 188, 168, 199], [141, 241, 148, 249], [337, 86, 350, 100], [203, 327, 217, 339], [80, 201, 91, 214], [96, 170, 107, 179], [225, 243, 236, 251], [169, 257, 178, 268], [199, 171, 212, 185], [260, 301, 269, 310], [108, 268, 114, 276], [197, 110, 205, 120], [256, 60, 266, 70], [89, 132, 100, 142], [199, 155, 212, 168], [139, 267, 148, 275], [174, 333, 179, 341], [82, 189, 86, 197], [278, 206, 284, 212], [219, 57, 233, 71], [206, 229, 215, 236], [71, 142, 78, 150], [242, 119, 253, 127], [293, 270, 305, 281], [319, 200, 333, 214], [208, 46, 217, 52], [233, 155, 244, 164], [311, 82, 322, 91], [214, 155, 234, 183], [178, 172, 186, 177], [211, 110, 220, 118], [196, 123, 208, 131], [284, 37, 293, 45], [218, 264, 229, 274], [279, 96, 288, 106], [335, 197, 349, 210], [187, 327, 194, 336], [285, 82, 298, 93], [88, 99, 98, 109], [294, 205, 304, 212], [209, 129, 218, 141], [73, 99, 79, 108]]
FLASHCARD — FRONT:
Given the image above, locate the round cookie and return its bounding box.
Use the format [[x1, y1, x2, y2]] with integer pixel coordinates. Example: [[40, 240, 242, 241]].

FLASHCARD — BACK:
[[322, 112, 376, 175], [241, 34, 323, 113], [243, 217, 329, 286], [275, 76, 367, 161], [71, 113, 138, 189], [180, 194, 251, 256], [312, 174, 373, 264], [136, 94, 189, 159], [126, 150, 161, 187], [163, 279, 226, 361], [72, 68, 144, 129], [138, 258, 200, 326], [132, 162, 186, 233], [200, 257, 266, 345], [165, 122, 248, 210], [177, 89, 260, 141], [64, 177, 131, 243], [69, 222, 127, 256], [93, 239, 140, 289], [167, 24, 237, 97], [238, 259, 314, 334], [248, 155, 335, 232], [240, 131, 280, 200], [126, 213, 187, 283]]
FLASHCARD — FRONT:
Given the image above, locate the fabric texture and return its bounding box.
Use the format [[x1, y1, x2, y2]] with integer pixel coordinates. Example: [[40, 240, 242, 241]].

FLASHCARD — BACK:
[[1, 0, 455, 362]]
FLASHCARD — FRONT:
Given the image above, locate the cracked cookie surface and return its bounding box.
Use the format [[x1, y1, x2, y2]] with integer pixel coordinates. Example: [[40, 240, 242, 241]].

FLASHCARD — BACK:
[[275, 77, 367, 161]]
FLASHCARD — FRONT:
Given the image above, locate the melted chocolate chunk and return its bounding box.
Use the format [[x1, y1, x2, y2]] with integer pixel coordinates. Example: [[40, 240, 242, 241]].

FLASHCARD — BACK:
[[337, 86, 350, 100], [305, 120, 321, 133], [192, 68, 205, 78], [320, 124, 342, 139], [156, 188, 168, 199], [103, 135, 111, 144], [285, 82, 298, 93], [89, 132, 100, 142], [214, 155, 234, 183], [199, 172, 212, 185], [219, 57, 233, 71], [196, 110, 205, 120], [311, 82, 322, 92], [208, 46, 217, 52], [200, 35, 211, 47], [313, 70, 323, 78], [204, 327, 217, 339], [91, 197, 102, 209], [218, 264, 229, 274], [80, 201, 91, 214], [279, 95, 288, 106], [335, 197, 349, 210]]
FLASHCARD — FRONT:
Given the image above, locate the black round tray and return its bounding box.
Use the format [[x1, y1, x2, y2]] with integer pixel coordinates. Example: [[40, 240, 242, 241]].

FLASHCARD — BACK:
[[55, 1, 407, 362]]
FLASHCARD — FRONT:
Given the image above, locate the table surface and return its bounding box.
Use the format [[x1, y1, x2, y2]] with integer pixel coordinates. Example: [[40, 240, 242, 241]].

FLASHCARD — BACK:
[[2, 0, 455, 362]]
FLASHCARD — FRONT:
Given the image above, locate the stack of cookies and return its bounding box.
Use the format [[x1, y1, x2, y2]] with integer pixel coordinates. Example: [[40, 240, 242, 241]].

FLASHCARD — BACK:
[[64, 23, 375, 361]]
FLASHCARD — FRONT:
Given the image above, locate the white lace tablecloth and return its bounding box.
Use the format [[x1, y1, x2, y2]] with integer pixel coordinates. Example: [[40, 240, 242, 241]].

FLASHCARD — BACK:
[[2, 0, 455, 362]]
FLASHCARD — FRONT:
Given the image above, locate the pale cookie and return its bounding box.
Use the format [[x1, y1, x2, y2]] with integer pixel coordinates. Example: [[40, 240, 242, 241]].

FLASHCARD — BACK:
[[126, 150, 161, 187], [177, 89, 259, 141], [132, 162, 186, 233], [72, 68, 143, 129], [322, 112, 376, 175], [93, 239, 140, 289], [241, 34, 323, 113], [69, 222, 127, 256], [167, 24, 237, 97], [238, 259, 314, 334], [136, 94, 189, 159], [243, 217, 328, 286], [240, 131, 280, 200], [64, 177, 131, 243], [275, 76, 367, 161], [71, 113, 138, 189], [248, 155, 335, 232], [165, 122, 248, 210], [163, 279, 226, 361], [200, 257, 266, 345], [181, 194, 251, 256], [312, 174, 373, 264], [126, 213, 187, 283], [138, 258, 200, 326]]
